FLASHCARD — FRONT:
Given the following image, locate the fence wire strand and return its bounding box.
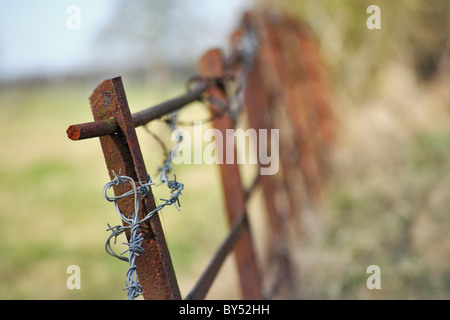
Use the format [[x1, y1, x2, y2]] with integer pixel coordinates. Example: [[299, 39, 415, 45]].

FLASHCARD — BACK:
[[102, 119, 184, 300]]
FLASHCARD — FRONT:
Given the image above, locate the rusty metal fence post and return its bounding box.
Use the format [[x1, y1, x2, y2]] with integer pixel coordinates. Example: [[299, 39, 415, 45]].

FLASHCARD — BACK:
[[89, 77, 181, 300]]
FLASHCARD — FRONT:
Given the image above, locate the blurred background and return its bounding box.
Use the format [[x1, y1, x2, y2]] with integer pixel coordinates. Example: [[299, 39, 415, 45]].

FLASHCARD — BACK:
[[0, 0, 448, 299]]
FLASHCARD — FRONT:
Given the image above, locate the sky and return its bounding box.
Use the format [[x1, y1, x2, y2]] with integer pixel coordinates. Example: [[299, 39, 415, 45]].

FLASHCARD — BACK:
[[0, 0, 254, 82], [0, 0, 114, 81]]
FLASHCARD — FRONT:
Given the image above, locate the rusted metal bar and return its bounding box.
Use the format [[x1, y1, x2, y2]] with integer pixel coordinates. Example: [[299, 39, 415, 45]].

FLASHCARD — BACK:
[[276, 17, 323, 203], [185, 213, 247, 300], [239, 14, 297, 298], [67, 81, 210, 141], [253, 12, 318, 218], [296, 27, 336, 148], [247, 12, 304, 226], [199, 49, 262, 300], [246, 56, 295, 296], [89, 76, 181, 300]]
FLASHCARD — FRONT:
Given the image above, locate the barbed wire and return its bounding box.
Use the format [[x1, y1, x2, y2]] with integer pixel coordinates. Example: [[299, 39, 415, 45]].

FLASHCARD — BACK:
[[103, 172, 150, 299], [102, 119, 184, 300]]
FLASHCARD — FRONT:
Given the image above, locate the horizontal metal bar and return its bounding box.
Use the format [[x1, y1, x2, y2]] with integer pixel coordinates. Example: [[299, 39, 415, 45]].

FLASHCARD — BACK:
[[184, 213, 247, 300], [66, 81, 210, 141]]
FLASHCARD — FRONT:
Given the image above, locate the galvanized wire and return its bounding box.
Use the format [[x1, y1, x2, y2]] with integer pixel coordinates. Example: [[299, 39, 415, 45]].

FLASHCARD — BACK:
[[102, 125, 184, 300], [103, 172, 151, 299]]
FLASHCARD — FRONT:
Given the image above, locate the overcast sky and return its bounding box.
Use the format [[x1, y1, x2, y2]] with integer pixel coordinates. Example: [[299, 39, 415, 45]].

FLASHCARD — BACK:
[[0, 0, 253, 81]]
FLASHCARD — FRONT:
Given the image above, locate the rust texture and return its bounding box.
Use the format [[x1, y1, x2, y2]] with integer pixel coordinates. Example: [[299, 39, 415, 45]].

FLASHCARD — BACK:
[[89, 77, 181, 300], [239, 11, 335, 297], [232, 16, 296, 297]]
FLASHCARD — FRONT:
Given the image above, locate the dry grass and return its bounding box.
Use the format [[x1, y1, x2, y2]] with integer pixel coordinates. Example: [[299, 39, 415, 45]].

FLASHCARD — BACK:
[[287, 64, 450, 299]]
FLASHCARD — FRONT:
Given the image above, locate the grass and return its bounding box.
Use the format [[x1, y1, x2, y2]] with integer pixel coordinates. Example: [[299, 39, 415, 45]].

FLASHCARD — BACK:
[[291, 65, 450, 299], [318, 130, 450, 299]]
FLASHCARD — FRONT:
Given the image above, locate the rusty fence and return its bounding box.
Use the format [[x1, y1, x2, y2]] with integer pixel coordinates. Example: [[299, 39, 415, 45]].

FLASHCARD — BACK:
[[66, 12, 335, 300]]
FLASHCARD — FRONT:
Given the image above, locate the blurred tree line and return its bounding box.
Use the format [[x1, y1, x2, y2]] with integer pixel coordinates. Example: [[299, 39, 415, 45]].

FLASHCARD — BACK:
[[95, 0, 250, 81], [96, 0, 448, 95]]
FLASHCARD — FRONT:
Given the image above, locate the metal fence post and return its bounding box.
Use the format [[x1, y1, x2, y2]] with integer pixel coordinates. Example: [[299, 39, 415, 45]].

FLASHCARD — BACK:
[[89, 77, 181, 300]]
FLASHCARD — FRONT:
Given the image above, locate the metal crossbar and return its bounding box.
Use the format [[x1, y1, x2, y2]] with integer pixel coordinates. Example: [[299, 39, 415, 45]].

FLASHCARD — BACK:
[[67, 81, 211, 141], [65, 11, 334, 300]]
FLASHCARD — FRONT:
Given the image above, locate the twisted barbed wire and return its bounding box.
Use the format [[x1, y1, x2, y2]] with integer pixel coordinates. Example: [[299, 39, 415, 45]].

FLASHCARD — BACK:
[[102, 122, 184, 300], [103, 172, 150, 299]]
